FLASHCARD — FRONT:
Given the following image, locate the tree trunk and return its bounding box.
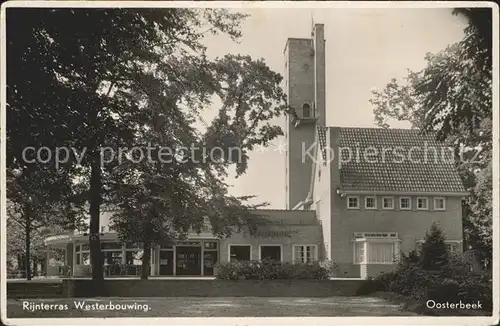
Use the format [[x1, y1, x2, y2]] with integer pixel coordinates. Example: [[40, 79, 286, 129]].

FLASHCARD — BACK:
[[89, 150, 104, 281], [141, 242, 151, 280], [33, 259, 38, 277], [25, 212, 31, 280], [17, 254, 24, 271]]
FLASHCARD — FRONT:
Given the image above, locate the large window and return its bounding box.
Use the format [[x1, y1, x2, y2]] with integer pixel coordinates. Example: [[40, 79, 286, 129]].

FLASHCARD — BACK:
[[101, 242, 123, 265], [260, 245, 281, 262], [229, 245, 251, 262], [293, 245, 317, 263], [125, 243, 143, 266], [367, 242, 396, 264], [75, 244, 90, 265], [353, 233, 399, 264]]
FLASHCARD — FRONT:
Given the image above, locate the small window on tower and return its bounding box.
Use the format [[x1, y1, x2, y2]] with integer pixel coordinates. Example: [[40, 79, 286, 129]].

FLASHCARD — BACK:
[[302, 103, 311, 118]]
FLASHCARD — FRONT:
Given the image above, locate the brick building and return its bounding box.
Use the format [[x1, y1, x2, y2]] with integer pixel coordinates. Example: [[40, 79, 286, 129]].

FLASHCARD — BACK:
[[44, 24, 467, 279]]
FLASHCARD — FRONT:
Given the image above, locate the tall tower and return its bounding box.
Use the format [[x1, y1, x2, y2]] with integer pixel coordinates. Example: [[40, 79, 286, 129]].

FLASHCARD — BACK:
[[284, 24, 326, 209]]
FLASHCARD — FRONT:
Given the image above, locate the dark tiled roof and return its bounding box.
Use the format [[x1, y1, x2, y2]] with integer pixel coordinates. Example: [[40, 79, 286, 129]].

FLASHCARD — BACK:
[[317, 126, 328, 161], [335, 127, 466, 193]]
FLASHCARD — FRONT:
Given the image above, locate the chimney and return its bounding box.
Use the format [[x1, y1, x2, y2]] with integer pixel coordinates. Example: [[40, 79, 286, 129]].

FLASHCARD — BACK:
[[313, 24, 326, 127]]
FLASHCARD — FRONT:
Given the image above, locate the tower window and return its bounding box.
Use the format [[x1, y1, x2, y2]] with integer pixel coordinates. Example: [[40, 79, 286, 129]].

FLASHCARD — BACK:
[[302, 103, 311, 118]]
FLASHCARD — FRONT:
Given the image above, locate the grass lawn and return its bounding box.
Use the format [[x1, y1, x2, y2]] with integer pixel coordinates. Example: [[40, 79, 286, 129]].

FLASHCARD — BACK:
[[8, 296, 418, 318]]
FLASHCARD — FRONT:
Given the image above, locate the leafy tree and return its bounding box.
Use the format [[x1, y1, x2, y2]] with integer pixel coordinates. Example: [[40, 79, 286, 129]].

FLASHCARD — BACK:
[[370, 8, 492, 267], [107, 51, 285, 279], [6, 166, 86, 280], [420, 223, 449, 270], [7, 8, 286, 281], [7, 214, 67, 278]]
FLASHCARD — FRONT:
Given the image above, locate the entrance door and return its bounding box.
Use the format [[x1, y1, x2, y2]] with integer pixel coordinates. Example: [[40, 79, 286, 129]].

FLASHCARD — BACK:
[[159, 251, 174, 275], [176, 246, 201, 276]]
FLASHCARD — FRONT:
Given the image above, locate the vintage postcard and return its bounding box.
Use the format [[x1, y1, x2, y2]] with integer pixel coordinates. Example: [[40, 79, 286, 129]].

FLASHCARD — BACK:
[[1, 1, 498, 325]]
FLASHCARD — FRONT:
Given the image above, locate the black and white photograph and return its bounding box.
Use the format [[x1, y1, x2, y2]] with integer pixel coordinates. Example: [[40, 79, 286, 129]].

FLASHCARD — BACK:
[[1, 1, 498, 325]]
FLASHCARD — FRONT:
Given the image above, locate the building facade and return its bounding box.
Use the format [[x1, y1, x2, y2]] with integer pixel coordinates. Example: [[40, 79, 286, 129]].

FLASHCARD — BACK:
[[44, 23, 467, 279]]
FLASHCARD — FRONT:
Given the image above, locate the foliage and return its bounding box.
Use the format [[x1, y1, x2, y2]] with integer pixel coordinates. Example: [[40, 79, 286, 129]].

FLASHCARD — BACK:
[[419, 223, 448, 270], [7, 8, 286, 280], [214, 259, 334, 280], [369, 8, 493, 266], [366, 237, 493, 312]]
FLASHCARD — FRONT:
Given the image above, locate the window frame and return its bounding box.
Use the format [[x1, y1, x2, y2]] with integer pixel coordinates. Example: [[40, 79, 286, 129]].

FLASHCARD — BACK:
[[434, 197, 446, 211], [364, 196, 377, 210], [382, 196, 394, 210], [416, 239, 462, 253], [445, 241, 462, 253], [399, 196, 411, 210], [292, 244, 318, 263], [258, 244, 283, 262], [347, 196, 360, 209], [353, 236, 400, 265], [228, 244, 252, 262], [302, 103, 311, 118], [416, 197, 429, 210]]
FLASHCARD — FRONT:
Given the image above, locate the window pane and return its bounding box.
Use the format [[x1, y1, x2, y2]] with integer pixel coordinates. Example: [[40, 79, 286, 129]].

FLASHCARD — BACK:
[[104, 251, 122, 265], [366, 197, 376, 208], [294, 246, 304, 263], [348, 197, 358, 208], [435, 198, 445, 209], [81, 244, 90, 251], [126, 250, 143, 265], [306, 246, 316, 263], [260, 246, 281, 261], [418, 198, 428, 209], [368, 243, 394, 263], [230, 245, 251, 261], [400, 198, 410, 208], [383, 198, 393, 208], [177, 241, 201, 246], [354, 242, 364, 263], [303, 103, 311, 117], [204, 241, 217, 249], [81, 252, 90, 265]]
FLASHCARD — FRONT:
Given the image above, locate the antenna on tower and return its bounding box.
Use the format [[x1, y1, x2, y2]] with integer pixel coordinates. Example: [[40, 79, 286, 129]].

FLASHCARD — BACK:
[[311, 14, 315, 36]]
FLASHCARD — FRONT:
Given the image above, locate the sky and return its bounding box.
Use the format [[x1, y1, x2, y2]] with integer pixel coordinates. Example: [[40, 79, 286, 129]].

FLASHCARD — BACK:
[[199, 8, 468, 209]]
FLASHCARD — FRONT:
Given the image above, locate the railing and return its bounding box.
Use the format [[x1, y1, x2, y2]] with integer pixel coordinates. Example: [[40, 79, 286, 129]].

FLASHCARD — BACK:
[[104, 264, 142, 276]]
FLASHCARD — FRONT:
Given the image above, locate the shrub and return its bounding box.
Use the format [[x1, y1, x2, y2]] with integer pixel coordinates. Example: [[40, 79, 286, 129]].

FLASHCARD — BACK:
[[420, 222, 449, 270], [214, 259, 333, 280], [373, 251, 492, 313]]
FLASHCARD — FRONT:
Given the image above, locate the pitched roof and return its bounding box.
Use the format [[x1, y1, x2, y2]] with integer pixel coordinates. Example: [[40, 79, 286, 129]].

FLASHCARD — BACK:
[[330, 127, 466, 193], [317, 126, 328, 161]]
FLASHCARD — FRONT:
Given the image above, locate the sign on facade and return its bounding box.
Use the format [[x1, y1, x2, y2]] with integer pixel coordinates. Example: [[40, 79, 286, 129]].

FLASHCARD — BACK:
[[255, 230, 299, 238]]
